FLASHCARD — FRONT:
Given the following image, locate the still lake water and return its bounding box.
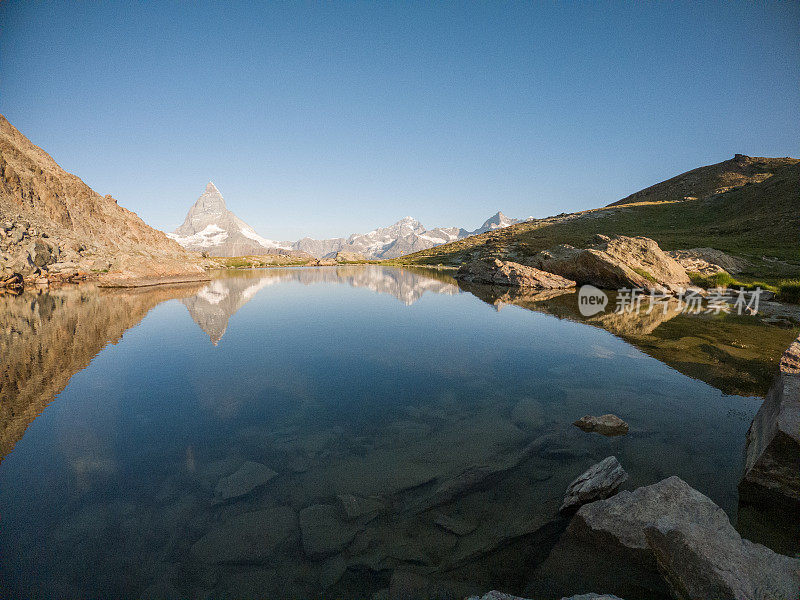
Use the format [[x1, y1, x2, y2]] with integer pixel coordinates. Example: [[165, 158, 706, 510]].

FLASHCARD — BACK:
[[0, 266, 793, 599]]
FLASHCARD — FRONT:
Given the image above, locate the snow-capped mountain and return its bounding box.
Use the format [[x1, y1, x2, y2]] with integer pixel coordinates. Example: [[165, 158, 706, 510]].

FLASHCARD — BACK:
[[168, 183, 521, 259], [168, 182, 292, 257], [292, 213, 520, 259]]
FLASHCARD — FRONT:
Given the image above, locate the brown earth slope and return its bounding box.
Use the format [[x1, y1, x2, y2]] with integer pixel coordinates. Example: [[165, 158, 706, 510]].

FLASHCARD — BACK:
[[0, 114, 206, 285]]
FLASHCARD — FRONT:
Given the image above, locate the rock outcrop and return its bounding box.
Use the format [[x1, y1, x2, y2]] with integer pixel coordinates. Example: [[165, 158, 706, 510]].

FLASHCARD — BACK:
[[0, 114, 206, 286], [667, 248, 749, 276], [644, 517, 799, 600], [560, 456, 628, 514], [456, 258, 576, 289], [568, 476, 799, 600], [334, 251, 368, 262], [739, 336, 800, 510], [573, 414, 629, 436], [528, 236, 690, 292]]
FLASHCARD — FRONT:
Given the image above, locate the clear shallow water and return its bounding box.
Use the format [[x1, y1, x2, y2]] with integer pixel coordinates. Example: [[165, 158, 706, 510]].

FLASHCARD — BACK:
[[0, 266, 782, 598]]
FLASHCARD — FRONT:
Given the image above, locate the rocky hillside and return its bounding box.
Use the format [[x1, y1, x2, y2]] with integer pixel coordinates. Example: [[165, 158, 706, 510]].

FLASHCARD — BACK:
[[398, 155, 800, 283], [0, 115, 206, 285], [608, 154, 799, 207]]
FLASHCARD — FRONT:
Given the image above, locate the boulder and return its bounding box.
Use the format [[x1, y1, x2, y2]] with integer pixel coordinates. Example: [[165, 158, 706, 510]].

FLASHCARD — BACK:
[[213, 460, 277, 503], [568, 476, 728, 568], [568, 476, 799, 598], [529, 235, 690, 291], [455, 258, 576, 289], [560, 456, 628, 514], [190, 506, 297, 564], [667, 248, 749, 275], [299, 503, 359, 559], [573, 414, 629, 436], [644, 517, 799, 600], [739, 366, 800, 510], [780, 335, 800, 374]]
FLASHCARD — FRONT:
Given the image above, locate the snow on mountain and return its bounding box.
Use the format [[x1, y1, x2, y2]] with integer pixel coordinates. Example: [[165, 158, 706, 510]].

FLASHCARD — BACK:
[[168, 182, 293, 257], [169, 183, 520, 259]]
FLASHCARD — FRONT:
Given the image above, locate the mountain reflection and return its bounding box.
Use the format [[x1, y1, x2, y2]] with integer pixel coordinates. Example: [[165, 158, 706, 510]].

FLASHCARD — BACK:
[[184, 266, 460, 344], [0, 283, 204, 462]]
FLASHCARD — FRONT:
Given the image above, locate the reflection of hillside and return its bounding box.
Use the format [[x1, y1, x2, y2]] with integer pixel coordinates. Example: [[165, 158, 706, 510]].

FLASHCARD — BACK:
[[458, 282, 798, 396], [185, 266, 460, 344], [0, 283, 203, 462]]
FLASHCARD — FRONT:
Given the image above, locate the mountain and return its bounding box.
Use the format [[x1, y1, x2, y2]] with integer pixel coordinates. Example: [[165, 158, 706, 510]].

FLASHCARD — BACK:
[[399, 155, 800, 282], [168, 182, 293, 257], [469, 211, 520, 235], [608, 154, 799, 207], [296, 213, 521, 259], [168, 186, 522, 260], [0, 114, 204, 285]]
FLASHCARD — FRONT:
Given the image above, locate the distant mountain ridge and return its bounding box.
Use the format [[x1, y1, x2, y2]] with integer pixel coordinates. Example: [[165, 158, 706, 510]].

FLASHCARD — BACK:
[[169, 182, 521, 258]]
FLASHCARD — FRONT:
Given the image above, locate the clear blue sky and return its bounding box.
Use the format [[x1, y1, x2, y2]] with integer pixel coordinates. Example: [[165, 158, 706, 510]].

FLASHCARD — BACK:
[[2, 1, 798, 240]]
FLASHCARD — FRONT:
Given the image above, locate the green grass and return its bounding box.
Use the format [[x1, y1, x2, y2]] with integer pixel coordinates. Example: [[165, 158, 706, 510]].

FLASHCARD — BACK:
[[398, 161, 800, 284], [631, 267, 656, 283], [778, 280, 800, 304], [687, 271, 777, 292]]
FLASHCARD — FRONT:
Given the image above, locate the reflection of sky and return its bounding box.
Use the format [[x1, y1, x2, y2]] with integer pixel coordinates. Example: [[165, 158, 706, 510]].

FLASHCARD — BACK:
[[0, 268, 763, 596]]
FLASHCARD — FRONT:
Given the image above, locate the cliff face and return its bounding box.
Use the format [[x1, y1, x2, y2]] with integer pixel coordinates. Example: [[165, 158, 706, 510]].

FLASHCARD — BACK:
[[0, 115, 206, 284]]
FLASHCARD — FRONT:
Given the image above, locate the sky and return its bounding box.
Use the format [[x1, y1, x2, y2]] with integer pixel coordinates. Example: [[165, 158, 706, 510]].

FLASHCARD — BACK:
[[1, 1, 798, 241]]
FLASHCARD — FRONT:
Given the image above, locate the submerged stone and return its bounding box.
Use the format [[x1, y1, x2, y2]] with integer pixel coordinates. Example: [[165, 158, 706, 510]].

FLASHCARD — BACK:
[[213, 460, 277, 503], [560, 456, 628, 514], [299, 503, 358, 559], [573, 414, 629, 436], [191, 505, 297, 564]]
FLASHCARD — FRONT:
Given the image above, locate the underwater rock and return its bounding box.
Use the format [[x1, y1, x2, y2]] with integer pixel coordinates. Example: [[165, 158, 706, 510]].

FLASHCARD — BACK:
[[299, 504, 359, 559], [191, 506, 297, 564], [213, 460, 277, 503], [560, 456, 628, 514], [573, 414, 629, 436]]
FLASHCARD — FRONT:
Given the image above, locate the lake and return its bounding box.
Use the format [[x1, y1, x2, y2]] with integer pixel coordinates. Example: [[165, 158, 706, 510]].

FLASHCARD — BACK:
[[0, 266, 795, 599]]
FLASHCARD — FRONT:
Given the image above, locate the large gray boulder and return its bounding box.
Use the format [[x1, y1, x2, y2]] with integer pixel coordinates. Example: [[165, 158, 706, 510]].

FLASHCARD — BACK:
[[740, 336, 800, 510], [529, 235, 690, 291], [569, 476, 799, 600], [560, 456, 628, 514], [455, 258, 576, 289], [644, 517, 799, 600], [740, 374, 800, 508]]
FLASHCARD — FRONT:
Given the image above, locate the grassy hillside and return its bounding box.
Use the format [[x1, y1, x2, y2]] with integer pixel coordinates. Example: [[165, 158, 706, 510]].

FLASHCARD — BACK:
[[396, 159, 800, 283], [608, 154, 798, 207]]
